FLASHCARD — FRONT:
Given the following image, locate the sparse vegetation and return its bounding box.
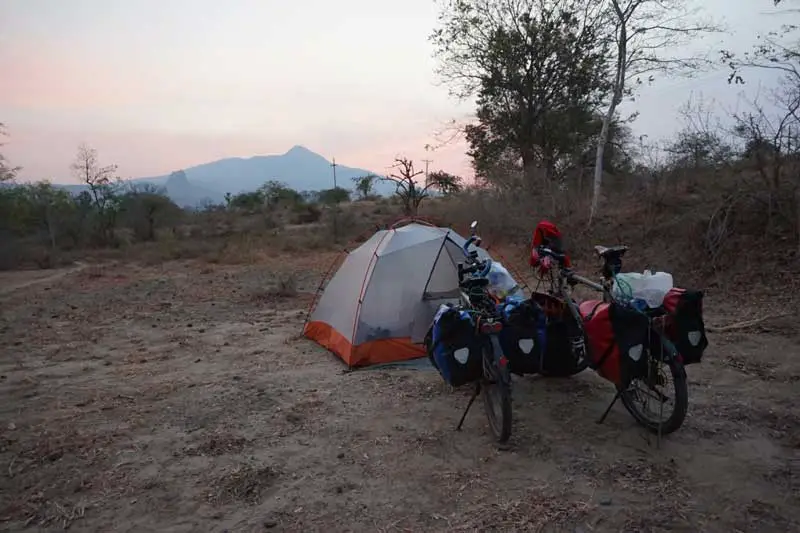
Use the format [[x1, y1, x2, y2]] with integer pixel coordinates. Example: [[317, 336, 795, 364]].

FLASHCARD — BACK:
[[2, 2, 800, 531]]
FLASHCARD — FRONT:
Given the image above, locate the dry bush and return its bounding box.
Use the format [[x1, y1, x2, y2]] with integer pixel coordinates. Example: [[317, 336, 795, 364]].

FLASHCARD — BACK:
[[272, 273, 298, 297], [420, 161, 797, 304]]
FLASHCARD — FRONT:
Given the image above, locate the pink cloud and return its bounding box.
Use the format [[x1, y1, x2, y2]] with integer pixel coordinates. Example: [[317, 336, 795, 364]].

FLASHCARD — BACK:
[[0, 40, 149, 110]]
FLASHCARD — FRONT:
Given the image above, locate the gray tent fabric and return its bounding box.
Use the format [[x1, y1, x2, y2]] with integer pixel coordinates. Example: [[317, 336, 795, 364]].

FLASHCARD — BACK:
[[304, 222, 490, 367]]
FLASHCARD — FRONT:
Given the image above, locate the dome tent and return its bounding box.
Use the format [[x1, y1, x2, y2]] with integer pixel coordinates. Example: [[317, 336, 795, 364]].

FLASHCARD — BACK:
[[304, 221, 490, 367]]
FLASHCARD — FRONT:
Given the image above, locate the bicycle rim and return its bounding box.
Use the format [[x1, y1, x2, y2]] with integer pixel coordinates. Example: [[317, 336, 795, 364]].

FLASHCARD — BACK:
[[620, 357, 688, 435], [482, 365, 512, 443]]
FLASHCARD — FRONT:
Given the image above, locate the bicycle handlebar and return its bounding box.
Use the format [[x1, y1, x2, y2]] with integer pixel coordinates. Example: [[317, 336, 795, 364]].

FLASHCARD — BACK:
[[537, 245, 567, 265], [460, 235, 492, 279], [461, 258, 492, 277]]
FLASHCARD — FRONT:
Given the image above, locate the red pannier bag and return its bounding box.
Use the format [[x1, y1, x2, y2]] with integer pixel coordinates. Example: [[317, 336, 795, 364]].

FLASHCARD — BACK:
[[580, 300, 651, 386], [661, 288, 708, 365]]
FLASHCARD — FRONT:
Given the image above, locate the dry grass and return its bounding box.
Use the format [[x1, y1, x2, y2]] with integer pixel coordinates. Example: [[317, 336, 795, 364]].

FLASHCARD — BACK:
[[450, 488, 593, 532], [207, 462, 282, 506]]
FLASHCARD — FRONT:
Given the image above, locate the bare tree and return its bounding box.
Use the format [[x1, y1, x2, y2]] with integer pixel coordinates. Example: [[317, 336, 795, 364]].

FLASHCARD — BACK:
[[723, 4, 800, 251], [70, 143, 120, 244], [0, 123, 20, 182], [382, 157, 459, 215], [590, 0, 721, 223]]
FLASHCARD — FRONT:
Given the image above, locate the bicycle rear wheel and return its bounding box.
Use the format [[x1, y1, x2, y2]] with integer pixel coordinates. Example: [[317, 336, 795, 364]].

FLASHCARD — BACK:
[[482, 347, 512, 443]]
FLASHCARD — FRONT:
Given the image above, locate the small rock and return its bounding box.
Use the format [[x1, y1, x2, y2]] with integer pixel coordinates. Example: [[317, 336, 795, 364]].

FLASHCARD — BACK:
[[187, 323, 193, 328], [263, 520, 278, 529], [7, 422, 16, 430], [599, 496, 612, 506], [198, 328, 206, 333], [195, 358, 202, 363], [232, 375, 242, 381], [337, 452, 345, 459]]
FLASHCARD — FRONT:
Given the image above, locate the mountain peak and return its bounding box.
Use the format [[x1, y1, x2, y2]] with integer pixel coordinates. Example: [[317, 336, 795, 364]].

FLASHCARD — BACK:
[[285, 145, 315, 156], [166, 170, 189, 186]]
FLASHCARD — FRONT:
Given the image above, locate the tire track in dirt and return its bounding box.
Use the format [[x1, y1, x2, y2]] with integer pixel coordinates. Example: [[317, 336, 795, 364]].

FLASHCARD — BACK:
[[0, 261, 87, 296]]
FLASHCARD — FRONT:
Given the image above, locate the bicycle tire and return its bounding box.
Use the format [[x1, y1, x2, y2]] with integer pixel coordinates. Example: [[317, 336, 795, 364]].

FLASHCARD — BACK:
[[619, 356, 688, 435], [482, 348, 512, 443]]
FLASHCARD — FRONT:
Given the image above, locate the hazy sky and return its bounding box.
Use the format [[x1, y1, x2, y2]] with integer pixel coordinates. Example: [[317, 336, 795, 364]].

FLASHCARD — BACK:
[[0, 0, 788, 183]]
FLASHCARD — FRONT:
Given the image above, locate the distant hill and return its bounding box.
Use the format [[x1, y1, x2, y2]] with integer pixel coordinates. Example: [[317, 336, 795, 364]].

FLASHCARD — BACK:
[[57, 145, 391, 208]]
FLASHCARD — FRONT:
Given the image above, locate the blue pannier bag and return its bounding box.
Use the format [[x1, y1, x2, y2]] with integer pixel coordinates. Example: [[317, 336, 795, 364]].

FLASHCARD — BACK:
[[427, 304, 483, 387], [498, 297, 547, 375]]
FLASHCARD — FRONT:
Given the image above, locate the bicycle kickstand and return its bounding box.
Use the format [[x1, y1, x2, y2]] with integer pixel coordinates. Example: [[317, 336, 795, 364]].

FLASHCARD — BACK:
[[597, 387, 625, 425], [456, 382, 481, 431]]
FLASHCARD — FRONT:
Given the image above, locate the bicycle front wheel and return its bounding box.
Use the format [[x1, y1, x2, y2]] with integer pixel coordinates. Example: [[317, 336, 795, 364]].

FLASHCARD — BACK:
[[482, 348, 512, 443]]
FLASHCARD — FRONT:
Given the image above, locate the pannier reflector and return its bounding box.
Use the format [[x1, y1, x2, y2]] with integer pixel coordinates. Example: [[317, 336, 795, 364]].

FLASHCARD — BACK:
[[688, 331, 702, 346], [628, 344, 643, 362], [518, 338, 534, 354], [454, 347, 470, 364]]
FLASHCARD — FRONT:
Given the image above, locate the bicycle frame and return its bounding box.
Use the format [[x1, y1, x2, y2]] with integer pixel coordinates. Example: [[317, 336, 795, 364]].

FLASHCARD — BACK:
[[550, 268, 607, 332]]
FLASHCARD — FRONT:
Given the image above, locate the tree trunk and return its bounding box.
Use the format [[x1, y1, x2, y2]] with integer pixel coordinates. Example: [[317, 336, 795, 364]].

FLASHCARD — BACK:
[[796, 185, 800, 260], [590, 0, 627, 226], [590, 93, 619, 225], [521, 149, 538, 185], [46, 206, 56, 249]]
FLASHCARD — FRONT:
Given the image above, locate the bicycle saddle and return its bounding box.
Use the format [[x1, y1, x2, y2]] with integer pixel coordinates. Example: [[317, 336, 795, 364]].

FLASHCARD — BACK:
[[594, 245, 628, 258]]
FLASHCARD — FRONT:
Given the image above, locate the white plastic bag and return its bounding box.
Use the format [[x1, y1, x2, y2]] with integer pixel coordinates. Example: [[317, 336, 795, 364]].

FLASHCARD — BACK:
[[612, 270, 673, 308], [486, 262, 524, 301]]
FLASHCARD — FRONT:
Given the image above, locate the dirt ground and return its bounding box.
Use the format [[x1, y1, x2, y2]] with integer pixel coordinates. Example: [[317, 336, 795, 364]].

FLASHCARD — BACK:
[[0, 252, 798, 533]]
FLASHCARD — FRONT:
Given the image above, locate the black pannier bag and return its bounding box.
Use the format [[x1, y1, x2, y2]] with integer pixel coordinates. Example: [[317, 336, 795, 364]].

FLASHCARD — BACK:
[[583, 300, 652, 386], [498, 298, 547, 375], [530, 292, 585, 376], [662, 288, 708, 365], [426, 305, 483, 387]]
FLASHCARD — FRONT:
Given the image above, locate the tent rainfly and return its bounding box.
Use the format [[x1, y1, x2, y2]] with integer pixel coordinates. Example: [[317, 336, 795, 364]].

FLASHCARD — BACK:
[[304, 222, 490, 367]]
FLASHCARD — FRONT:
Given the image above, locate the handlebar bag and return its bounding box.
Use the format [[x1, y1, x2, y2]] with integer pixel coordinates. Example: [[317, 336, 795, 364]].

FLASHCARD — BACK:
[[427, 305, 483, 387], [498, 298, 547, 375], [661, 288, 708, 364], [583, 302, 651, 386]]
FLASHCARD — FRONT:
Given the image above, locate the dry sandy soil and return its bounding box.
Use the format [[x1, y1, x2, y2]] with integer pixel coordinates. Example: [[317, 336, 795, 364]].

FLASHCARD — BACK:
[[0, 252, 798, 532]]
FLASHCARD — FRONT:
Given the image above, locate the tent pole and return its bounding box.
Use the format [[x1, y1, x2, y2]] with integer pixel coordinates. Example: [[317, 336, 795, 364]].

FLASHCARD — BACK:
[[301, 249, 348, 333]]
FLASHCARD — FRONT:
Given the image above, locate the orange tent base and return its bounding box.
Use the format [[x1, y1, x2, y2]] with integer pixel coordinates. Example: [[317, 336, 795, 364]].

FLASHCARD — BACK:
[[304, 321, 426, 368]]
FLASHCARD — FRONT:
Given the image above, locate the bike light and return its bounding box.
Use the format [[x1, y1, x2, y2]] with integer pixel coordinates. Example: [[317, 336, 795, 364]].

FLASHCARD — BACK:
[[499, 355, 508, 367], [479, 321, 503, 334]]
